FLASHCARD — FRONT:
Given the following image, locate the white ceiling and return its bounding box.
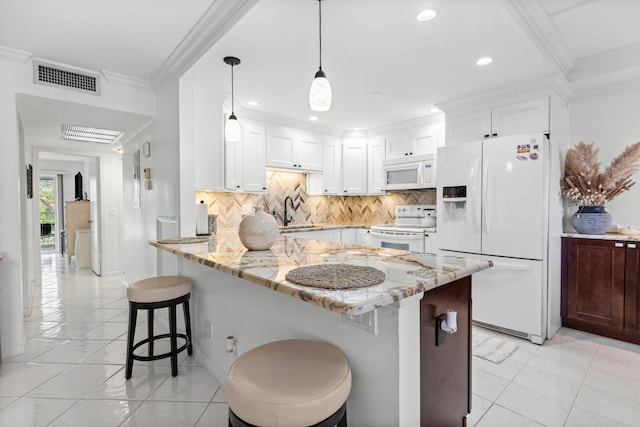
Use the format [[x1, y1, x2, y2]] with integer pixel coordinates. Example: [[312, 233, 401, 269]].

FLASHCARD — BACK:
[[2, 0, 639, 136]]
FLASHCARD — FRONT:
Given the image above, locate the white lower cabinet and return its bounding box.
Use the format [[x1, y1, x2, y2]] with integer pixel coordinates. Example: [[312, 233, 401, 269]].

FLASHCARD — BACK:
[[357, 228, 372, 247], [284, 229, 342, 243]]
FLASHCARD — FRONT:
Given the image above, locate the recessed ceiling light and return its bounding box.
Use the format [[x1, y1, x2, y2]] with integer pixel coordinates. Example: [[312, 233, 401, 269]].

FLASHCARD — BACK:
[[309, 116, 319, 121], [61, 124, 123, 144], [247, 100, 259, 106], [417, 9, 438, 21], [476, 57, 493, 66], [353, 127, 361, 131]]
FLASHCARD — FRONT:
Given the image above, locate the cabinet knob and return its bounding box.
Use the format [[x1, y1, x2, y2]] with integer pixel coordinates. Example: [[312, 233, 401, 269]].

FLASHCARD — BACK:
[[483, 134, 490, 139], [629, 243, 637, 249], [344, 190, 348, 193], [324, 189, 328, 192], [236, 185, 240, 188], [404, 153, 409, 156], [262, 187, 266, 190], [409, 152, 413, 155], [293, 164, 297, 167], [492, 133, 498, 137]]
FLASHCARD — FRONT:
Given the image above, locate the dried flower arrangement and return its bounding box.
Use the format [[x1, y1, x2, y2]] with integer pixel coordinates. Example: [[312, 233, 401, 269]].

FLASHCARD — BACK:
[[561, 141, 640, 206]]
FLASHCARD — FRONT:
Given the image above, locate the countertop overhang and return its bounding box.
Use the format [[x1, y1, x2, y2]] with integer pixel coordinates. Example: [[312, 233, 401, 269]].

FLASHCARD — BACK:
[[151, 232, 492, 315]]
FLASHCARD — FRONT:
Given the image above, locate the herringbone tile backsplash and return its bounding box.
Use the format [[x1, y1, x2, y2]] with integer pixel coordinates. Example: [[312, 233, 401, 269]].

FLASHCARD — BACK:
[[196, 171, 435, 230]]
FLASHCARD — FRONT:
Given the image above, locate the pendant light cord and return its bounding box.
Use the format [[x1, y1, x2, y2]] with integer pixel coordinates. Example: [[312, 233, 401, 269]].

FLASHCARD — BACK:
[[230, 64, 235, 114], [318, 0, 322, 70]]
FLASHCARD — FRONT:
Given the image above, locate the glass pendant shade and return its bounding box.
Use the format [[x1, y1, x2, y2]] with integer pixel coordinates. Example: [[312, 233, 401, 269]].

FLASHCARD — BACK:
[[225, 113, 241, 142], [309, 69, 332, 112]]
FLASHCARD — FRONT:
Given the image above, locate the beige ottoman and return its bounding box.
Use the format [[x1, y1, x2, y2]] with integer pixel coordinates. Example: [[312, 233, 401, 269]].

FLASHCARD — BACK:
[[227, 339, 351, 427]]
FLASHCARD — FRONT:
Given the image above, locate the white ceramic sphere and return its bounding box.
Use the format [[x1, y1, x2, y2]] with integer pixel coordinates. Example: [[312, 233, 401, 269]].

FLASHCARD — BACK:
[[238, 206, 279, 250]]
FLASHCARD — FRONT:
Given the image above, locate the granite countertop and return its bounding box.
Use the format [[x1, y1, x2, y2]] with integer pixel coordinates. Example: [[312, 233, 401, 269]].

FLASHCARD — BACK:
[[151, 232, 491, 315], [562, 232, 640, 242]]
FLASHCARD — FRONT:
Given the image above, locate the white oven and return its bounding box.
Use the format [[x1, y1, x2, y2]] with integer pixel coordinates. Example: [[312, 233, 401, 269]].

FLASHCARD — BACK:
[[369, 228, 426, 252], [370, 205, 436, 253]]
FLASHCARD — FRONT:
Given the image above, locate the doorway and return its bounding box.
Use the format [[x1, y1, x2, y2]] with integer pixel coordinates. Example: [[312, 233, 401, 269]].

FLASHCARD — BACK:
[[39, 175, 57, 253]]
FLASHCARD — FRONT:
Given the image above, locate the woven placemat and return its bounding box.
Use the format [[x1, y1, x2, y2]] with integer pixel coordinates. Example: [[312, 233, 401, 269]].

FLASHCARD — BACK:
[[285, 264, 386, 290]]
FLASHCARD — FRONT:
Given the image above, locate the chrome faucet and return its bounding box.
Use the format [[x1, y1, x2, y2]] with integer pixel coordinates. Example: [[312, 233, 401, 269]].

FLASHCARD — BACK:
[[283, 196, 295, 227]]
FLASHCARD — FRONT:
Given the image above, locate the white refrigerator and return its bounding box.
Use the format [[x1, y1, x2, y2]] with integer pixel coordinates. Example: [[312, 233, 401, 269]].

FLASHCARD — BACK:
[[437, 132, 559, 344]]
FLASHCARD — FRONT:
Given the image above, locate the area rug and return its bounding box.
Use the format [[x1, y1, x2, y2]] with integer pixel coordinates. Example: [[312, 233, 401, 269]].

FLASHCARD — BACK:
[[472, 331, 518, 363]]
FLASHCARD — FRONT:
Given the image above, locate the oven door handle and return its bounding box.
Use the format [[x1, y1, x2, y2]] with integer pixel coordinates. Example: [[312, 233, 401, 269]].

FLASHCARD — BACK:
[[370, 231, 422, 240]]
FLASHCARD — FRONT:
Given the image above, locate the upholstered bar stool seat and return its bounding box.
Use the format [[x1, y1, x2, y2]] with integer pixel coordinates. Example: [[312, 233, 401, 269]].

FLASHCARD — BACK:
[[125, 275, 193, 379], [227, 339, 351, 427]]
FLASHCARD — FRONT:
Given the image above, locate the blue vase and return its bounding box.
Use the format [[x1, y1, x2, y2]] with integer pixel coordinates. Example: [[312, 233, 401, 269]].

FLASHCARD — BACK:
[[571, 206, 612, 235]]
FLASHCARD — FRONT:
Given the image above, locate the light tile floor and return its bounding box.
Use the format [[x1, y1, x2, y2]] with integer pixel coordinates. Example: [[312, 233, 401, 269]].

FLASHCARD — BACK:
[[0, 253, 639, 426]]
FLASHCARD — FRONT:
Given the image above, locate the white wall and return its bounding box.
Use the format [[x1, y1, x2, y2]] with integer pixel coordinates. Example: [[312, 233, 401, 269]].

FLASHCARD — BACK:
[[0, 54, 155, 357], [568, 80, 640, 228], [121, 81, 182, 283]]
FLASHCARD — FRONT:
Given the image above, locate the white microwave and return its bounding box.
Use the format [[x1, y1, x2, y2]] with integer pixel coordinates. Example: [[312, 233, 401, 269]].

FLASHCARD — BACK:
[[381, 153, 436, 190]]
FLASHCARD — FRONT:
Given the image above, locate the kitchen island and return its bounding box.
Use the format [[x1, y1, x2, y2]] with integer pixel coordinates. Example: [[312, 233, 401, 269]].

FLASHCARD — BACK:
[[152, 232, 492, 426]]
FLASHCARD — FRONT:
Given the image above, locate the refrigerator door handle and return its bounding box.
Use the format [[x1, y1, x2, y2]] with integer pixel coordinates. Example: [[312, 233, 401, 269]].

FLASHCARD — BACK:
[[483, 157, 490, 234], [472, 159, 481, 234]]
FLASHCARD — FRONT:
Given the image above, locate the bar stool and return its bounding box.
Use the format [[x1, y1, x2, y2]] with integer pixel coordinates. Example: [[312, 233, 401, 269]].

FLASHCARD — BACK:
[[125, 275, 193, 379], [227, 339, 351, 427]]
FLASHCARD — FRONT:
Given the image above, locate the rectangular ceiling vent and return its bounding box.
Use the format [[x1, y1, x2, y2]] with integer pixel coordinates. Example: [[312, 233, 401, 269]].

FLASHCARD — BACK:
[[33, 61, 100, 95]]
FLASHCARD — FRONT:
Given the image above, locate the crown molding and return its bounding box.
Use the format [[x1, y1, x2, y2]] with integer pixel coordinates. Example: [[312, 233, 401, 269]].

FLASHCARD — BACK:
[[437, 73, 576, 113], [568, 43, 640, 84], [151, 0, 259, 92], [0, 46, 32, 63], [501, 0, 575, 74], [240, 108, 340, 137], [101, 71, 153, 90], [367, 113, 445, 137]]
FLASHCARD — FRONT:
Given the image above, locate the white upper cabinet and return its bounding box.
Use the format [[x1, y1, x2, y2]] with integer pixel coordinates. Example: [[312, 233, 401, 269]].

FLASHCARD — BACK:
[[385, 121, 442, 159], [225, 119, 267, 193], [267, 126, 323, 172], [242, 122, 267, 192], [445, 97, 549, 145], [367, 135, 385, 195], [342, 138, 368, 195], [321, 138, 342, 195]]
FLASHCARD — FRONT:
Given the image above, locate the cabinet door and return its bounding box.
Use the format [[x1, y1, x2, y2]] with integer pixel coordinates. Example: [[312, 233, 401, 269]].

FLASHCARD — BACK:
[[266, 128, 295, 169], [367, 136, 385, 195], [445, 109, 491, 145], [491, 98, 549, 137], [624, 242, 640, 333], [342, 140, 368, 195], [567, 239, 625, 329], [385, 134, 413, 158], [225, 138, 243, 191], [295, 134, 323, 171], [242, 123, 267, 193], [413, 122, 442, 155], [322, 138, 342, 194]]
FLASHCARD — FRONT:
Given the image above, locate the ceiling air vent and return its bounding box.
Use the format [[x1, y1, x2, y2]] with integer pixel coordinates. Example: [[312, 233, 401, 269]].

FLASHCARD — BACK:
[[33, 61, 100, 95]]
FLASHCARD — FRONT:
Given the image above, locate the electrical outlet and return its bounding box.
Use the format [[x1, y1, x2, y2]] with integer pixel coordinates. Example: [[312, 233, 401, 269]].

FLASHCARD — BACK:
[[342, 310, 378, 334], [242, 204, 253, 215]]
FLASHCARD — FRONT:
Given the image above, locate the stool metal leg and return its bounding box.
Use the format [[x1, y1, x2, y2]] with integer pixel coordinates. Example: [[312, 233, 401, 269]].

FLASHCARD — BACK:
[[183, 300, 193, 356], [169, 304, 178, 377], [147, 308, 154, 357], [125, 302, 138, 379]]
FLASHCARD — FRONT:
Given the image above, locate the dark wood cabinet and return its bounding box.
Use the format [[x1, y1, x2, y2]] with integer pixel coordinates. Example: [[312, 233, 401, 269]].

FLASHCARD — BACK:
[[420, 276, 471, 427], [562, 237, 640, 344]]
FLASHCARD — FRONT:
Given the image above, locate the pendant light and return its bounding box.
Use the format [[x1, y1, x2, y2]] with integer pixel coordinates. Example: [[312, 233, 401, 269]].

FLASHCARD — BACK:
[[309, 0, 332, 112], [223, 56, 241, 142]]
